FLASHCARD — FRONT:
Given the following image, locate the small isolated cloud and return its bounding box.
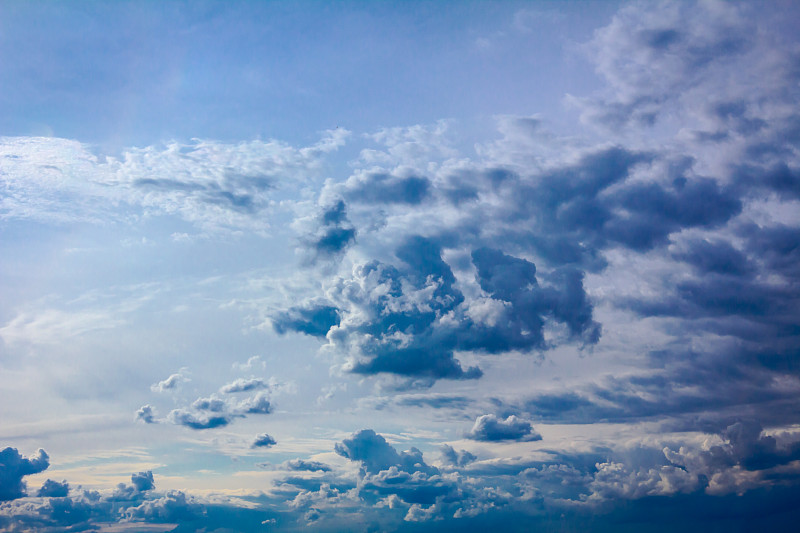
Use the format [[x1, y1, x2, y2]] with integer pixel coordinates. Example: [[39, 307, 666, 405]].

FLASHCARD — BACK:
[[0, 447, 49, 501], [220, 378, 267, 394], [135, 404, 157, 424], [253, 433, 277, 448], [150, 369, 190, 393], [466, 414, 542, 442]]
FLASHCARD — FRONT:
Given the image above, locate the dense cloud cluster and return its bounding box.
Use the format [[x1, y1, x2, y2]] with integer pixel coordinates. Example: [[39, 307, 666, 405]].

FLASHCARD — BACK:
[[0, 448, 49, 501], [0, 457, 206, 533], [274, 236, 600, 381]]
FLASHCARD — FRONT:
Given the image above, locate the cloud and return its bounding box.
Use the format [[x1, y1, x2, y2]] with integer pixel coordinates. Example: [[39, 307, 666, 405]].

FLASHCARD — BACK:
[[275, 236, 602, 383], [232, 355, 267, 372], [110, 471, 156, 501], [334, 429, 437, 476], [253, 434, 278, 448], [272, 303, 340, 338], [124, 490, 205, 523], [440, 445, 477, 468], [238, 391, 273, 414], [342, 171, 431, 205], [147, 374, 275, 430], [0, 132, 346, 232], [299, 199, 357, 263], [135, 405, 157, 424], [283, 459, 331, 472], [167, 409, 232, 430], [465, 414, 542, 442], [332, 429, 460, 512], [150, 369, 190, 393], [0, 448, 49, 501], [574, 0, 753, 130], [220, 378, 267, 394], [36, 480, 69, 498]]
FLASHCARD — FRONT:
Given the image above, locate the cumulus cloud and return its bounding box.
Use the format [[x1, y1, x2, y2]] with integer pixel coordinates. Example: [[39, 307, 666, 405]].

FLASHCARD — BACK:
[[5, 0, 800, 530], [220, 378, 267, 394], [299, 199, 357, 263], [253, 434, 277, 448], [36, 480, 69, 498], [168, 409, 232, 430], [440, 445, 477, 468], [334, 430, 437, 476], [466, 415, 542, 442], [0, 448, 49, 501], [135, 404, 157, 424], [150, 369, 190, 393], [124, 490, 205, 523], [283, 459, 331, 472], [274, 235, 602, 382], [342, 170, 432, 205]]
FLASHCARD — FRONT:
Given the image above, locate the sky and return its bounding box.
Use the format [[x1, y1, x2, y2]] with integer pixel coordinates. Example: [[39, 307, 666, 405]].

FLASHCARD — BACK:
[[1, 0, 800, 531]]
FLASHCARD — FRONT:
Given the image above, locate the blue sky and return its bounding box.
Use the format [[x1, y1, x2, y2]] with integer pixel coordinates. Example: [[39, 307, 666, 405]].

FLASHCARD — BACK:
[[2, 1, 800, 531]]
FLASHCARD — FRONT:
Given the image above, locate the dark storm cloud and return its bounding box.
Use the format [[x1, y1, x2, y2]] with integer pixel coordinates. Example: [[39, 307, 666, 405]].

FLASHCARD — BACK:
[[671, 238, 753, 277], [0, 448, 49, 501], [468, 249, 601, 347], [739, 223, 800, 281], [465, 414, 542, 442], [501, 147, 741, 255], [519, 342, 800, 430], [343, 172, 431, 205]]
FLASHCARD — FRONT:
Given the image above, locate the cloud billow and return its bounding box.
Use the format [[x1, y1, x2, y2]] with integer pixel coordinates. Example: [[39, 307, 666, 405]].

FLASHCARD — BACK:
[[0, 448, 50, 501], [274, 236, 601, 382], [466, 414, 542, 442]]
